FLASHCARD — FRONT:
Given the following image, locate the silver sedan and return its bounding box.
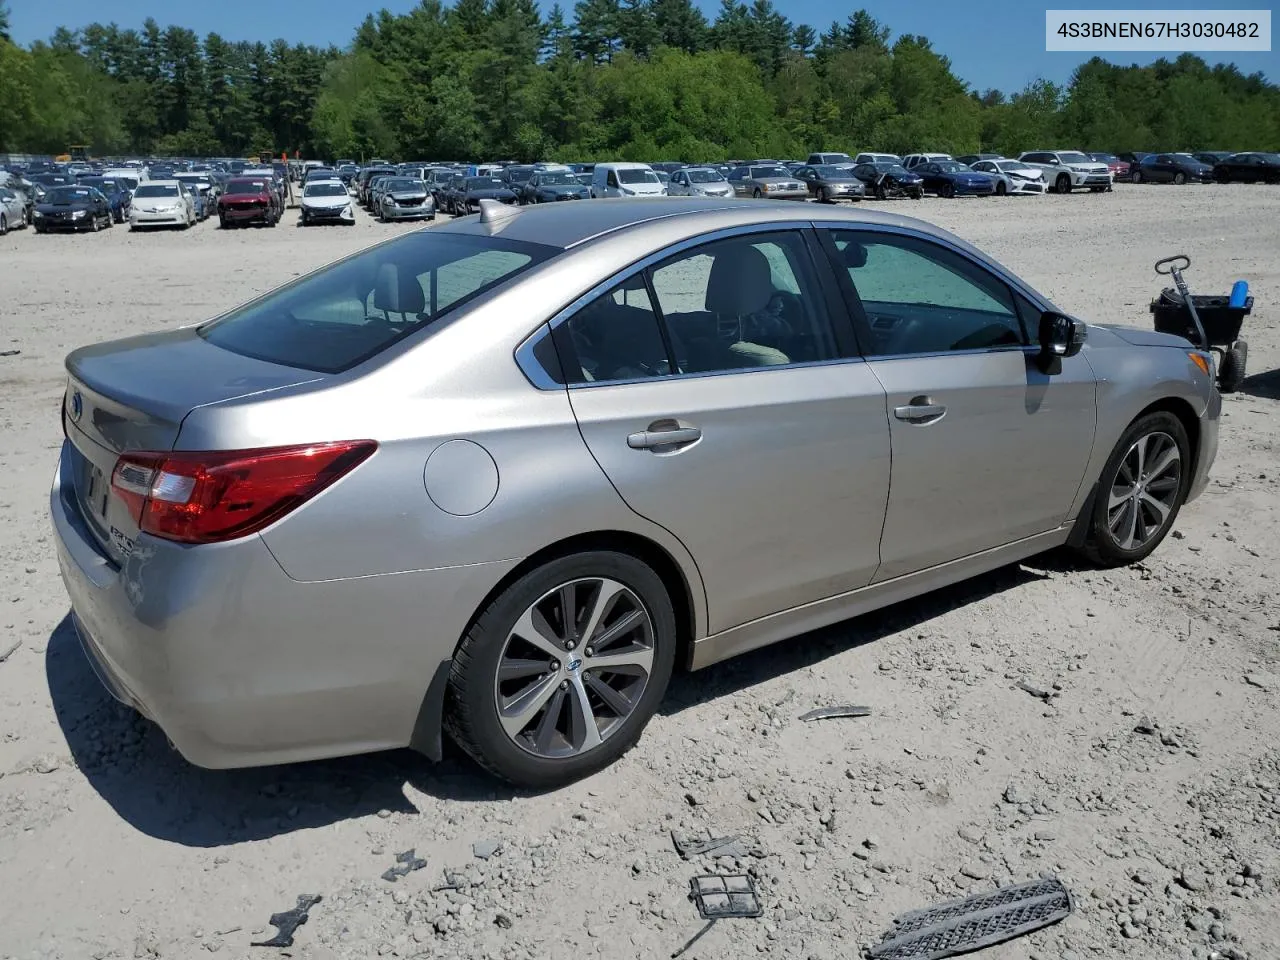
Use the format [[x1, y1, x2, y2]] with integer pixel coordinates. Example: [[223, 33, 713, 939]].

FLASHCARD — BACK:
[[52, 199, 1219, 787], [727, 164, 809, 200]]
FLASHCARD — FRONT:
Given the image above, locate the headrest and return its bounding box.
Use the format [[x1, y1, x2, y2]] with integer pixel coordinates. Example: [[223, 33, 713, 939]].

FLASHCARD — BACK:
[[704, 244, 774, 317], [840, 241, 868, 268], [372, 263, 426, 316]]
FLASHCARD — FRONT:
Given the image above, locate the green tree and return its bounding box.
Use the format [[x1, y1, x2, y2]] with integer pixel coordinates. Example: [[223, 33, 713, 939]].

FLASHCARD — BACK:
[[651, 0, 707, 54]]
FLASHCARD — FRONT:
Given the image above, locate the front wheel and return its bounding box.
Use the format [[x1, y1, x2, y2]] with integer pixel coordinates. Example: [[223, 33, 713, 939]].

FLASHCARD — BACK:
[[995, 181, 1007, 196], [1131, 169, 1142, 184], [1056, 174, 1072, 194], [940, 182, 955, 199], [752, 188, 762, 198], [445, 550, 677, 788], [1077, 411, 1190, 567], [0, 213, 7, 235], [1174, 172, 1187, 185]]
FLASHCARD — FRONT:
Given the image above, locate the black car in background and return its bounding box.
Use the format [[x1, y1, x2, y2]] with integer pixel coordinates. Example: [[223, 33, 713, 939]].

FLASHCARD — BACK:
[[1212, 152, 1280, 183], [518, 170, 591, 203], [1116, 152, 1152, 177], [356, 166, 398, 205], [793, 164, 867, 202], [850, 161, 924, 198], [31, 185, 114, 232], [1193, 151, 1234, 167], [77, 177, 133, 222], [441, 175, 518, 215], [1132, 153, 1214, 184], [501, 165, 536, 191]]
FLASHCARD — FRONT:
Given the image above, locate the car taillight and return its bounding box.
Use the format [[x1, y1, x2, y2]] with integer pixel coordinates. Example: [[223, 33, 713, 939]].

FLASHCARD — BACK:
[[110, 441, 377, 544]]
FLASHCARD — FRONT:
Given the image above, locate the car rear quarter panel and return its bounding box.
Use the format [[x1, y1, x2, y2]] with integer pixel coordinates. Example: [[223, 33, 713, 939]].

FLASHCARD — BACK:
[[177, 248, 713, 638]]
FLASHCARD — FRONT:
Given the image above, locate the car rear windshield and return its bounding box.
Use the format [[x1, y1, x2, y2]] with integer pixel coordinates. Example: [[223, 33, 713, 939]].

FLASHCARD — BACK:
[[1058, 152, 1090, 164], [225, 181, 267, 195], [538, 173, 575, 185], [46, 187, 94, 202], [813, 165, 854, 178], [199, 233, 555, 373], [134, 184, 180, 198], [749, 166, 789, 179], [466, 177, 505, 188]]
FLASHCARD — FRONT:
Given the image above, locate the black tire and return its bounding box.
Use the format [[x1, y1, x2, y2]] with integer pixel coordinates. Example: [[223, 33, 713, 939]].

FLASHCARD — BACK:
[[1056, 174, 1072, 194], [1219, 340, 1247, 394], [875, 182, 887, 200], [1131, 168, 1142, 184], [445, 550, 678, 788], [995, 181, 1007, 196], [940, 182, 955, 199], [1077, 411, 1191, 567], [0, 213, 7, 236], [1174, 172, 1187, 185], [752, 188, 762, 199]]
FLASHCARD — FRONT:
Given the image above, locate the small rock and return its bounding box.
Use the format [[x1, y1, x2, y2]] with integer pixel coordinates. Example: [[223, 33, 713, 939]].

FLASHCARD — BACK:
[[957, 825, 984, 844], [1121, 922, 1141, 939], [494, 913, 513, 929], [1178, 868, 1208, 892], [960, 864, 990, 881], [472, 839, 503, 861], [376, 808, 392, 819], [1134, 717, 1158, 735], [861, 836, 879, 851], [1243, 673, 1271, 691], [34, 755, 60, 774], [1003, 783, 1027, 804]]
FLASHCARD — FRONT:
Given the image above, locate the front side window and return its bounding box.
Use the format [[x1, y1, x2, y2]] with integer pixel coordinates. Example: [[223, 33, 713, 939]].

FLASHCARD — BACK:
[[200, 233, 552, 373], [828, 230, 1026, 357]]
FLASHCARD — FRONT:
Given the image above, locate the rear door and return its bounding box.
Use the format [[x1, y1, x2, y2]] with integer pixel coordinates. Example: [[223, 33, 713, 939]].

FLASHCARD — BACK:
[[557, 226, 890, 635], [819, 227, 1097, 581]]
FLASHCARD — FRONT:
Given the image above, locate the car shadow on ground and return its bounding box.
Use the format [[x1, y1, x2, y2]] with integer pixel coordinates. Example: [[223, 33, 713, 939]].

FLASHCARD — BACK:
[[47, 559, 1055, 847], [1238, 367, 1280, 400]]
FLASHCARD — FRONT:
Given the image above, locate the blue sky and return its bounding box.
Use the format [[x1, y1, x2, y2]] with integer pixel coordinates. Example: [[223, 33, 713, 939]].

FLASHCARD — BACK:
[[9, 0, 1277, 94]]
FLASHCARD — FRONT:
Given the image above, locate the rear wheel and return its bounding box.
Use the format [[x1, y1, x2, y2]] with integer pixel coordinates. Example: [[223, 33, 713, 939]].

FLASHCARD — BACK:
[[1131, 168, 1142, 184], [1174, 172, 1187, 185], [1055, 174, 1072, 193], [0, 213, 7, 235], [995, 181, 1007, 196], [1078, 411, 1190, 567], [445, 550, 677, 788]]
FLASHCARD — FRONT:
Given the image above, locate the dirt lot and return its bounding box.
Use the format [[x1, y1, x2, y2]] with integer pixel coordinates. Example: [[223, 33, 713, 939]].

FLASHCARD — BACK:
[[1, 187, 1278, 960]]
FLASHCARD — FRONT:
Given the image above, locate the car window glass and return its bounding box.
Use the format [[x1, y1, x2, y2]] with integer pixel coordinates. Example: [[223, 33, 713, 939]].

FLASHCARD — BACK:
[[607, 171, 619, 187], [647, 232, 838, 373], [560, 275, 672, 384], [829, 230, 1025, 356]]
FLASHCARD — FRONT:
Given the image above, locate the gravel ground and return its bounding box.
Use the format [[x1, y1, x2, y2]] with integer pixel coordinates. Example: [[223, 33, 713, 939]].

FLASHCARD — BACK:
[[1, 186, 1278, 960]]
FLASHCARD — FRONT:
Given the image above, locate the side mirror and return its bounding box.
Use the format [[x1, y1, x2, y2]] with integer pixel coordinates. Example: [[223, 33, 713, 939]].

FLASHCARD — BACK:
[[1036, 311, 1087, 373]]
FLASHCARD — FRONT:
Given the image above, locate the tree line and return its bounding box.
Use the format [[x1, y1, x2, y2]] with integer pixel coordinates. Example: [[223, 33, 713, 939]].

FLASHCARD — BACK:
[[1, 0, 1278, 162]]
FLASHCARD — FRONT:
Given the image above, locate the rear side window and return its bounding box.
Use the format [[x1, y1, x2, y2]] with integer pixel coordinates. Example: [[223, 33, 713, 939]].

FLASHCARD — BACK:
[[200, 233, 554, 373]]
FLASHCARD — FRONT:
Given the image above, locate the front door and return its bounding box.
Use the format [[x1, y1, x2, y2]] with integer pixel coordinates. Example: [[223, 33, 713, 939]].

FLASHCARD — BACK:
[[821, 227, 1097, 580], [559, 228, 891, 634]]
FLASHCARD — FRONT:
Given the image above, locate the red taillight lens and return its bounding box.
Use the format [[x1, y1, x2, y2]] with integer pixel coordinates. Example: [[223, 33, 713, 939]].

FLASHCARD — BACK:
[[110, 441, 377, 544]]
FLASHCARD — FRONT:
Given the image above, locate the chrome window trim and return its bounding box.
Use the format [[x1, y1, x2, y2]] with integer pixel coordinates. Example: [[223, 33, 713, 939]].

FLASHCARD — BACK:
[[514, 220, 862, 390]]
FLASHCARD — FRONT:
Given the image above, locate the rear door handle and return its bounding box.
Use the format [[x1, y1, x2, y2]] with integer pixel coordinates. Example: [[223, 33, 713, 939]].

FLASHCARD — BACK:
[[627, 426, 702, 450], [893, 397, 947, 424]]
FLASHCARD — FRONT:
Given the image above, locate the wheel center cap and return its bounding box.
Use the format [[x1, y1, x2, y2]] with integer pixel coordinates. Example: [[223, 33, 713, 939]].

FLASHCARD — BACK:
[[566, 657, 582, 673]]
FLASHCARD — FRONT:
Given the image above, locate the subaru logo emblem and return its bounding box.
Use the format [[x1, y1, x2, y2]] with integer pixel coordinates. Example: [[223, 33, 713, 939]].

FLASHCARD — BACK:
[[566, 657, 582, 673], [70, 391, 83, 422]]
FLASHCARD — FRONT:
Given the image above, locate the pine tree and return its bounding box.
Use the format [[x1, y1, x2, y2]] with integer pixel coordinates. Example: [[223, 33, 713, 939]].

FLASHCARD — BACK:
[[572, 0, 621, 64], [618, 0, 659, 58], [651, 0, 707, 53]]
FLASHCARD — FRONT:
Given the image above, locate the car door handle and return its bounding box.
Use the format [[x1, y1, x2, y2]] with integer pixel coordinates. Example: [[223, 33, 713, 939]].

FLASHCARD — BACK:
[[627, 426, 702, 449], [893, 397, 947, 424]]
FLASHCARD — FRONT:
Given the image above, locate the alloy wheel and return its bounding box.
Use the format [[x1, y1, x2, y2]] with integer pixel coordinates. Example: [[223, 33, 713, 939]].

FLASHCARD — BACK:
[[1106, 431, 1182, 551], [494, 577, 655, 760]]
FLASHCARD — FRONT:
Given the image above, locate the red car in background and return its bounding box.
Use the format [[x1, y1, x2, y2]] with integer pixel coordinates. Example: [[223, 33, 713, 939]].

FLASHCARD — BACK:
[[217, 177, 282, 228], [1089, 153, 1131, 182]]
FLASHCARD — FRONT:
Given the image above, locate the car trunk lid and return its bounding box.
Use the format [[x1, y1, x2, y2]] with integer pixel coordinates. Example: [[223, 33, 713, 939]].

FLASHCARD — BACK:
[[63, 328, 320, 563]]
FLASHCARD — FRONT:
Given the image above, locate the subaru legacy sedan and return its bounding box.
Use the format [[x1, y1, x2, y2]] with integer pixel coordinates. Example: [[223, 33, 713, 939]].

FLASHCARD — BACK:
[[52, 199, 1219, 788]]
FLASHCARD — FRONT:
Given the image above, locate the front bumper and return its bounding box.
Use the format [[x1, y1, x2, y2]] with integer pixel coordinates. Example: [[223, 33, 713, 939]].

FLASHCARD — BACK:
[[304, 204, 356, 222], [952, 182, 995, 196], [35, 213, 94, 230], [49, 440, 517, 768], [1188, 386, 1221, 503], [762, 189, 809, 200], [219, 205, 272, 223], [131, 210, 187, 225], [381, 201, 435, 219], [1071, 172, 1113, 187], [1006, 178, 1046, 194]]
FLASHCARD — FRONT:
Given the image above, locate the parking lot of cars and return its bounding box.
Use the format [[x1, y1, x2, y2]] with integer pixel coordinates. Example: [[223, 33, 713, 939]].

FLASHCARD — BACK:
[[1, 164, 1279, 960]]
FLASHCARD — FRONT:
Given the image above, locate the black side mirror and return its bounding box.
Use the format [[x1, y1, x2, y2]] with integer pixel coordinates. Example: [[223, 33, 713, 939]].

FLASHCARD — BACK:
[[1036, 311, 1087, 373]]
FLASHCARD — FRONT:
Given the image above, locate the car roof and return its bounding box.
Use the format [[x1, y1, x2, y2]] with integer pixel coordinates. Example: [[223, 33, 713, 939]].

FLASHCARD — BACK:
[[437, 196, 967, 252]]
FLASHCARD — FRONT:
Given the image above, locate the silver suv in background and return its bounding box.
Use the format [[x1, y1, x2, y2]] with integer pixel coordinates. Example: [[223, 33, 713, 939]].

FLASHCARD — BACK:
[[1018, 150, 1113, 193], [52, 199, 1219, 788]]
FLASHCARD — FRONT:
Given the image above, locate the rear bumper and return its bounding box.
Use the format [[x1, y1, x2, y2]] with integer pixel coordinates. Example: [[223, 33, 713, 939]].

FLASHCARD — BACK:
[[49, 440, 517, 769]]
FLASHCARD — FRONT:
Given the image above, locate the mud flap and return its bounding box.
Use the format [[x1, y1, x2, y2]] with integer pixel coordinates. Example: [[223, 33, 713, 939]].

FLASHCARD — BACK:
[[865, 877, 1072, 960]]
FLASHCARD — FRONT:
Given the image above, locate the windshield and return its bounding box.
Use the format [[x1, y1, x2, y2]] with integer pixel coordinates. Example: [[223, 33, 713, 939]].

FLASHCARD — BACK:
[[80, 179, 118, 192], [934, 161, 968, 173], [686, 169, 725, 183], [225, 181, 267, 195], [134, 184, 180, 198], [383, 179, 422, 191], [538, 173, 575, 185], [813, 165, 855, 178], [617, 169, 660, 184], [305, 182, 348, 197], [200, 233, 554, 373], [997, 161, 1033, 171], [46, 187, 95, 203], [506, 167, 534, 179], [1173, 153, 1201, 162], [466, 177, 505, 189], [749, 166, 790, 179], [1090, 153, 1118, 162], [1058, 152, 1090, 164]]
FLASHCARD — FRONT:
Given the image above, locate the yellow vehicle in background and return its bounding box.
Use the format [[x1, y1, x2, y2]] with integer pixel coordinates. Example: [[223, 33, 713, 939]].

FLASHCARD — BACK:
[[55, 146, 90, 162]]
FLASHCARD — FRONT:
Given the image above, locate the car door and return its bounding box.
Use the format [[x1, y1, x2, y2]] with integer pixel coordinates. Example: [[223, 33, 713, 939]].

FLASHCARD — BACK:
[[818, 226, 1097, 581], [554, 227, 890, 635]]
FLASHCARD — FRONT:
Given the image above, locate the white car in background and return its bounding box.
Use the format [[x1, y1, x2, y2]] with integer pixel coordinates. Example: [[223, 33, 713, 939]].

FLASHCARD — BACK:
[[901, 152, 952, 170], [854, 152, 902, 165], [128, 181, 195, 230], [666, 166, 734, 198], [300, 179, 357, 225], [1017, 150, 1112, 193], [970, 159, 1047, 195], [591, 162, 665, 198], [0, 185, 28, 234]]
